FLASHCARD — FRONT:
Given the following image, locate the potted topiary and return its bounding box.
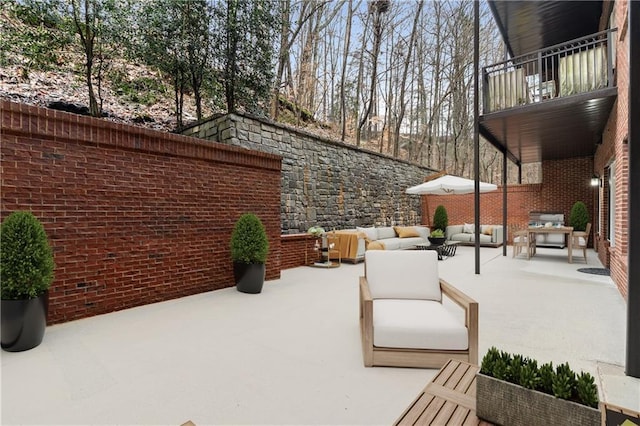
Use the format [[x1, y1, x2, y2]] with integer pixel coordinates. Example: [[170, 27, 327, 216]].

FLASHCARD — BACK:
[[433, 205, 448, 233], [230, 213, 269, 294], [1, 211, 55, 352], [569, 201, 589, 232], [429, 205, 449, 245], [476, 347, 600, 426], [428, 228, 446, 246]]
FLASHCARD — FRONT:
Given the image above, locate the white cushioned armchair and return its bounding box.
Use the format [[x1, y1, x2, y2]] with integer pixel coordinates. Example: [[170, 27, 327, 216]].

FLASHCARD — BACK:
[[359, 250, 478, 368]]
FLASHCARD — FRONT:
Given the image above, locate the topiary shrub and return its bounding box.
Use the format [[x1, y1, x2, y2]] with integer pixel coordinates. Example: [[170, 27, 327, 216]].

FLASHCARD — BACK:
[[230, 213, 269, 264], [433, 205, 449, 232], [1, 211, 55, 300], [569, 201, 589, 232]]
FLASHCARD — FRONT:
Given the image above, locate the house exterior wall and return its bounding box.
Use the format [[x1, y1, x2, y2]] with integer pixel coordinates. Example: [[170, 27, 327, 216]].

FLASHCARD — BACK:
[[595, 0, 630, 298], [0, 101, 282, 324], [423, 157, 595, 244]]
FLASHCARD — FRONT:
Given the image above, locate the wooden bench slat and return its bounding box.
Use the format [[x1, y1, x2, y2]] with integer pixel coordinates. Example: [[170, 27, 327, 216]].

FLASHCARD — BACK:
[[394, 393, 435, 426], [432, 359, 459, 386], [394, 359, 492, 425], [414, 397, 448, 424], [433, 400, 469, 425], [425, 382, 476, 410]]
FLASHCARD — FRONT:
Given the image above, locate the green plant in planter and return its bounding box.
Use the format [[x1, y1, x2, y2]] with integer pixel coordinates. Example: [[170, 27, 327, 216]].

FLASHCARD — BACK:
[[552, 362, 576, 400], [307, 226, 325, 238], [1, 211, 54, 300], [230, 213, 269, 264], [480, 347, 599, 408], [433, 205, 448, 232], [230, 213, 269, 294], [1, 211, 55, 351], [429, 229, 445, 238], [569, 201, 589, 232], [539, 361, 555, 394], [577, 372, 599, 408]]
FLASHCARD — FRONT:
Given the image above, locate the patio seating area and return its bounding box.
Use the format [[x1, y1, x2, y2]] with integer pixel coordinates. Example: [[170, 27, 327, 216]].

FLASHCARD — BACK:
[[2, 246, 638, 425]]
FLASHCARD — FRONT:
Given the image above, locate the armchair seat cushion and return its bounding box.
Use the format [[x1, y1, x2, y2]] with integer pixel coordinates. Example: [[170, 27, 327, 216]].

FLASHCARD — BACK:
[[372, 299, 469, 350]]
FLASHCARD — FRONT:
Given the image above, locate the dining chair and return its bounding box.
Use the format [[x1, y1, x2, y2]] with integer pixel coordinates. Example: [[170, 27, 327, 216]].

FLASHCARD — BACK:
[[512, 229, 536, 259], [572, 222, 591, 263]]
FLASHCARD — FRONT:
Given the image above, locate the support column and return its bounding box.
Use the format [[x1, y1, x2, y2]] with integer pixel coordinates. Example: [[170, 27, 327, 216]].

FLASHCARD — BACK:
[[627, 0, 640, 378], [503, 150, 508, 256], [473, 0, 480, 274]]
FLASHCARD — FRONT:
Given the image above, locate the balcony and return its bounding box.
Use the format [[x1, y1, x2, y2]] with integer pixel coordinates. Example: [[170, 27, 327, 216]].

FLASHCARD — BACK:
[[480, 29, 618, 164], [483, 29, 616, 114]]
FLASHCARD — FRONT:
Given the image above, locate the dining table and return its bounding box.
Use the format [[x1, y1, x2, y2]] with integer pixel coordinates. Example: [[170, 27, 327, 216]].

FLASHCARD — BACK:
[[527, 226, 574, 263]]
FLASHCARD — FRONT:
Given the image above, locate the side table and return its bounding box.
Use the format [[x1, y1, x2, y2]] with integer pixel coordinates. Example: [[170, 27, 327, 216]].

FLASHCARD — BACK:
[[307, 234, 341, 268]]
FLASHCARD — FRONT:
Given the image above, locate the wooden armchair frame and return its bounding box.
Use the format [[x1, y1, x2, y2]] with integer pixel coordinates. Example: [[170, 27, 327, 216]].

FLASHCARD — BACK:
[[359, 276, 478, 369]]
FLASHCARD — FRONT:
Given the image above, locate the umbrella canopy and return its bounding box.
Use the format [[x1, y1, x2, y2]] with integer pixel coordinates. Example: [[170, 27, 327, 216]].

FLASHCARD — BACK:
[[406, 174, 497, 195]]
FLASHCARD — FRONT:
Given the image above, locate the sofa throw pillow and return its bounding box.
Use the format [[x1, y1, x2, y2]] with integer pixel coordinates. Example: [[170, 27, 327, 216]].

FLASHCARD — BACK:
[[483, 226, 494, 236], [393, 226, 420, 238], [356, 226, 378, 241], [367, 240, 386, 250], [464, 223, 475, 234]]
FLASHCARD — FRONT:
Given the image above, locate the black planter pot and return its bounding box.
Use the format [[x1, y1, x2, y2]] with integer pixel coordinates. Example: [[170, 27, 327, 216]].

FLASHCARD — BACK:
[[233, 262, 266, 294], [428, 236, 446, 246], [1, 292, 49, 352]]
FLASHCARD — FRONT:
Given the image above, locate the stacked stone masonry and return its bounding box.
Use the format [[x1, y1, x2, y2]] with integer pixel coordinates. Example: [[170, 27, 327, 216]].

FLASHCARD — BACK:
[[182, 113, 436, 233]]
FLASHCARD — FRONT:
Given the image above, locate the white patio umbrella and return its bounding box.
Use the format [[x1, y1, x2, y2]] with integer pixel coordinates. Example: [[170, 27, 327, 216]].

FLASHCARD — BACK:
[[406, 174, 498, 227], [406, 174, 497, 195]]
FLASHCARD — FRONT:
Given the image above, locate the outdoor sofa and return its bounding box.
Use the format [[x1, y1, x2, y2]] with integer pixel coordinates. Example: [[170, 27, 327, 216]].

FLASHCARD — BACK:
[[445, 224, 504, 247], [327, 225, 431, 263]]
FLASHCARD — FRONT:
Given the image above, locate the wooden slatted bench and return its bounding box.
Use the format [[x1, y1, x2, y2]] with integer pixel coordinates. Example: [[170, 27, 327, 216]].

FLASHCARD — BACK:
[[394, 359, 493, 425]]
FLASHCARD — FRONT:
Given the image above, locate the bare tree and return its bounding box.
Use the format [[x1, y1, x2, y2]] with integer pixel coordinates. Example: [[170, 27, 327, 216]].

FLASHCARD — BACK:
[[393, 0, 424, 157], [356, 0, 389, 146], [339, 0, 356, 141]]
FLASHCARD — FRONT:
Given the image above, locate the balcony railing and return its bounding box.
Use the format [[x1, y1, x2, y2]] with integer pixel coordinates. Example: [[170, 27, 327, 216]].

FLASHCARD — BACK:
[[482, 28, 617, 114]]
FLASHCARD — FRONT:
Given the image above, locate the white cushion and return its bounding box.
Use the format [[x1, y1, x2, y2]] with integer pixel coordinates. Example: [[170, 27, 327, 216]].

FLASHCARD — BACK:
[[578, 236, 586, 247], [373, 299, 468, 350], [377, 226, 397, 239], [365, 250, 441, 301], [381, 238, 402, 250], [514, 236, 529, 243], [450, 233, 472, 242], [470, 234, 492, 243], [399, 237, 425, 249], [357, 226, 378, 241], [414, 226, 430, 241], [463, 223, 475, 234]]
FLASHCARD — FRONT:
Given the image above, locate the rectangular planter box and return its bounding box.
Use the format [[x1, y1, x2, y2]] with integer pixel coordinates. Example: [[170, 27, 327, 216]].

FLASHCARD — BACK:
[[475, 373, 601, 426]]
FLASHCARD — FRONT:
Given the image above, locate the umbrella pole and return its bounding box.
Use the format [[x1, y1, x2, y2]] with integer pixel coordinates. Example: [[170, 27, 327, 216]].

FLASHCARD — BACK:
[[425, 195, 431, 227]]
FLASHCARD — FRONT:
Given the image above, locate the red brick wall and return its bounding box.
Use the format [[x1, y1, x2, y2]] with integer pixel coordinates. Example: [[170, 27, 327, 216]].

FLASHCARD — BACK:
[[422, 157, 596, 245], [280, 234, 323, 269], [593, 0, 630, 298], [1, 101, 282, 324]]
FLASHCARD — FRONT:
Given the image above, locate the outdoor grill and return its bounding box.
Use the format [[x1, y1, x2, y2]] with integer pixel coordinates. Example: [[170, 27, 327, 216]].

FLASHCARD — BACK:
[[528, 212, 566, 248]]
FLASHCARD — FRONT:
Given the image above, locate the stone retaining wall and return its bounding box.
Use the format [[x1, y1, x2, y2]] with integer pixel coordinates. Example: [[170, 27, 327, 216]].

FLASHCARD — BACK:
[[182, 114, 436, 232]]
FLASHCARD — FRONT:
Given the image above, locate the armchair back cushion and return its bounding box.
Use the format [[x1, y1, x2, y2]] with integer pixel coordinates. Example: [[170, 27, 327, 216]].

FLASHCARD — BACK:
[[365, 250, 441, 301]]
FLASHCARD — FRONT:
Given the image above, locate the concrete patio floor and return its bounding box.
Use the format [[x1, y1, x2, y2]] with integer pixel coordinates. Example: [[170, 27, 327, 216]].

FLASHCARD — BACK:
[[2, 245, 639, 425]]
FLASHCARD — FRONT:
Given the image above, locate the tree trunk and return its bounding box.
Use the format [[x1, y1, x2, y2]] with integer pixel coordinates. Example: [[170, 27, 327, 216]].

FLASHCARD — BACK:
[[393, 0, 423, 157], [340, 0, 353, 141]]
